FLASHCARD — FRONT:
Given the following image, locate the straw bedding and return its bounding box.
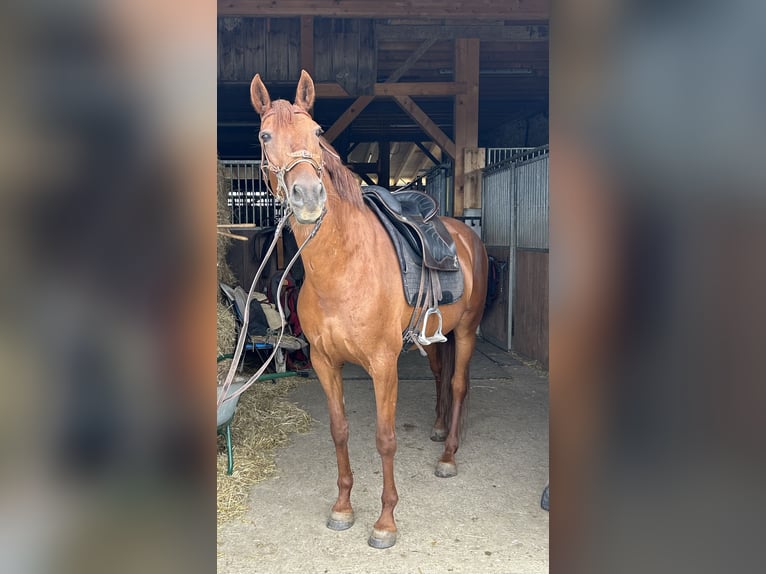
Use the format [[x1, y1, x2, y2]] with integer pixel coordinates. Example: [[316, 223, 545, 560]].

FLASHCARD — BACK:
[[216, 376, 313, 525]]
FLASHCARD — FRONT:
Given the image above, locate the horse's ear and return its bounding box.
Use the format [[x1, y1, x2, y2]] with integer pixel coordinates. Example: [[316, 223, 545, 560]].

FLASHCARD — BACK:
[[250, 74, 271, 116], [294, 69, 315, 112]]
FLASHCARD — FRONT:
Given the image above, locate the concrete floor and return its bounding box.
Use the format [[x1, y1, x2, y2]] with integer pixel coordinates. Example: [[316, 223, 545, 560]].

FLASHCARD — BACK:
[[217, 339, 549, 574]]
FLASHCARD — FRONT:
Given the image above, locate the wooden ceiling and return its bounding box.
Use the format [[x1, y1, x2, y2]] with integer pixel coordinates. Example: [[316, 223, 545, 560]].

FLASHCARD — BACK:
[[218, 2, 549, 186]]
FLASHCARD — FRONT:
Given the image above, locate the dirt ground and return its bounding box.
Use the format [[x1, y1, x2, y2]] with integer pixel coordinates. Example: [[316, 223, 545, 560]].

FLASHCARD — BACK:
[[217, 339, 549, 573]]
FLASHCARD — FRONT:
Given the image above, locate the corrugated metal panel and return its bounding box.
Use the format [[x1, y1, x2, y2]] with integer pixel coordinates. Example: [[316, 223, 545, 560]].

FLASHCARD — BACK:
[[480, 145, 548, 352], [481, 163, 514, 246], [514, 154, 549, 250]]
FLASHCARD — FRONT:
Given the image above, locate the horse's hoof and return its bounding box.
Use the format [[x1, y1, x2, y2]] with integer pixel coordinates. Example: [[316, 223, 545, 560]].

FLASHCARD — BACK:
[[430, 428, 447, 442], [368, 528, 397, 549], [327, 510, 355, 531], [435, 461, 458, 478]]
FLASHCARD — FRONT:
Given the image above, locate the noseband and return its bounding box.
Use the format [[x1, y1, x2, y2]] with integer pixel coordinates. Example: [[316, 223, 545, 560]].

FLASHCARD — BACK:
[[259, 107, 325, 201]]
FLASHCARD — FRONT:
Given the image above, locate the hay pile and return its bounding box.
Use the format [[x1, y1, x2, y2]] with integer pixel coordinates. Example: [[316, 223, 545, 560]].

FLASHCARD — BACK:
[[217, 160, 238, 383], [217, 376, 313, 525], [217, 161, 237, 286], [217, 301, 237, 360]]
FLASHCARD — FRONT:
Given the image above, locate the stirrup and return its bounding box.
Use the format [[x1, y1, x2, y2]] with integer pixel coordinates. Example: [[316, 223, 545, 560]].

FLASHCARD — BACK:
[[417, 307, 448, 345]]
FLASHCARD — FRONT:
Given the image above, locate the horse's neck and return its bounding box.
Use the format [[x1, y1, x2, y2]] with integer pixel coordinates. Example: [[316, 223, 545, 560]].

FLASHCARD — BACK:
[[291, 190, 371, 281]]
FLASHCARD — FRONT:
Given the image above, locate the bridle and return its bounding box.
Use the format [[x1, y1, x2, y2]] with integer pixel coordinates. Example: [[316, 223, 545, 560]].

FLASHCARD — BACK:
[[259, 106, 325, 201]]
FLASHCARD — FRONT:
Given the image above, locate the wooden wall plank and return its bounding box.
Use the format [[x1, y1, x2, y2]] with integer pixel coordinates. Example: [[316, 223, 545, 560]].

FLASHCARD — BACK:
[[336, 19, 360, 95], [266, 18, 299, 81], [513, 250, 549, 367], [218, 0, 549, 20], [357, 19, 377, 95], [218, 17, 268, 82], [313, 17, 332, 81]]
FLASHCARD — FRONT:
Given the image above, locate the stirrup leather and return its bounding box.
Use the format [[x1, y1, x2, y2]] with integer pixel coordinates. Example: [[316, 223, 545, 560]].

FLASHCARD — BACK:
[[416, 307, 448, 345]]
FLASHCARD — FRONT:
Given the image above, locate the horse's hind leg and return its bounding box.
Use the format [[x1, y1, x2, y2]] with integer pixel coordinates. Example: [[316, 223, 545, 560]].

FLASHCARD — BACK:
[[424, 345, 448, 442], [436, 328, 477, 478], [312, 353, 355, 531]]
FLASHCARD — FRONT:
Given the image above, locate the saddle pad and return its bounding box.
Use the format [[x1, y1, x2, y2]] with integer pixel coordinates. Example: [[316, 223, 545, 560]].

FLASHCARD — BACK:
[[367, 200, 464, 306]]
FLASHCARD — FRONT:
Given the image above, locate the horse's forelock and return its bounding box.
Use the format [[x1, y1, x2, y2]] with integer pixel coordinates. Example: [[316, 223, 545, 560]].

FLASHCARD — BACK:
[[263, 100, 295, 127]]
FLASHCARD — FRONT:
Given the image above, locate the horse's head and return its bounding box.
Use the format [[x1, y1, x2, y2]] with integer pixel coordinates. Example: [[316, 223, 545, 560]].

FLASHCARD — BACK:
[[250, 70, 327, 224]]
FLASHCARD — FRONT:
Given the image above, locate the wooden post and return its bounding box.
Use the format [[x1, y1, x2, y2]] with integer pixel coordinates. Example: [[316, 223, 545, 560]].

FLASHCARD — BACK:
[[378, 140, 391, 189], [300, 17, 314, 75], [453, 38, 480, 216], [464, 146, 485, 209]]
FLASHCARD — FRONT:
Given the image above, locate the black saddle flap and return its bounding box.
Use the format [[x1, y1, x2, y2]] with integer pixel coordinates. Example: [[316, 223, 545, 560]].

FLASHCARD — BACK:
[[362, 186, 458, 271]]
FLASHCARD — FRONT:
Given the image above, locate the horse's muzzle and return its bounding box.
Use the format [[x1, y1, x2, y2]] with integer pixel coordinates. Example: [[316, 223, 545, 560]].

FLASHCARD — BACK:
[[289, 179, 326, 223]]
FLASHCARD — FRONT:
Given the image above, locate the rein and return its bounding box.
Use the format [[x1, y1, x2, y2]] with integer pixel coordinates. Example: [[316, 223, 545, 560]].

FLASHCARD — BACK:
[[217, 205, 326, 408], [219, 111, 333, 406]]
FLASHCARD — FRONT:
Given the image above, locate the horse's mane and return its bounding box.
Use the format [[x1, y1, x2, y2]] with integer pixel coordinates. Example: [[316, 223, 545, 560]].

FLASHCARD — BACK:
[[319, 138, 364, 209]]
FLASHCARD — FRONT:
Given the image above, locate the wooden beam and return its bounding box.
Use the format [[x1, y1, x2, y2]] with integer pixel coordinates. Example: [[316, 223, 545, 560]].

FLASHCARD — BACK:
[[393, 143, 421, 184], [359, 173, 376, 186], [323, 96, 374, 142], [315, 82, 465, 98], [322, 37, 439, 142], [375, 23, 549, 42], [373, 82, 466, 97], [347, 162, 378, 174], [393, 96, 456, 160], [218, 1, 549, 20], [378, 141, 391, 189], [453, 38, 480, 215], [387, 37, 439, 83], [300, 17, 314, 75], [413, 143, 441, 178], [315, 83, 350, 97], [415, 141, 441, 166]]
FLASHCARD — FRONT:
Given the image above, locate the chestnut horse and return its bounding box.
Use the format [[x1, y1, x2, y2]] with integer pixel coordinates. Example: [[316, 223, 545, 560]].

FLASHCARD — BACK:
[[249, 70, 488, 549]]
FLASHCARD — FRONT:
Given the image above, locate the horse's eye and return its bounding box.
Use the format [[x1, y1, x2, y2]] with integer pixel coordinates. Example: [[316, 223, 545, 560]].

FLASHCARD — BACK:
[[315, 127, 324, 137], [260, 131, 271, 143]]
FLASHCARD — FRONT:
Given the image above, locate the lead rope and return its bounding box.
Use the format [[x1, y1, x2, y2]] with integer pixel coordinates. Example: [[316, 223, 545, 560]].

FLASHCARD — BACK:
[[218, 208, 325, 407]]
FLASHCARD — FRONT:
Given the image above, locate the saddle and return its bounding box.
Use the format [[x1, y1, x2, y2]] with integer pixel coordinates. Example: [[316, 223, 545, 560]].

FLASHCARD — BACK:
[[362, 186, 459, 271], [362, 186, 464, 350]]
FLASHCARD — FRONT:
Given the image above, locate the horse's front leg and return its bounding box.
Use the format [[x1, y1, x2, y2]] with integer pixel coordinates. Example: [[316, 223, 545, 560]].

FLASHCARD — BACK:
[[312, 353, 355, 531], [367, 356, 400, 549]]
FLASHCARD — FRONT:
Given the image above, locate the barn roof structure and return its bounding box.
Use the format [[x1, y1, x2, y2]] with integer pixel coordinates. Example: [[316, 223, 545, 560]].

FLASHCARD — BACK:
[[217, 0, 549, 214]]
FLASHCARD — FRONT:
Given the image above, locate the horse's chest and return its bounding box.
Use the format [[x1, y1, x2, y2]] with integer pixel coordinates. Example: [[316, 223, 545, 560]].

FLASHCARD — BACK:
[[298, 290, 401, 360]]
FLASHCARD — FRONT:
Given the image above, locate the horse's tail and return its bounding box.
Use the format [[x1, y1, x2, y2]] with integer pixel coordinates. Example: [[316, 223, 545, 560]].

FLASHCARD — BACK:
[[438, 331, 467, 435]]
